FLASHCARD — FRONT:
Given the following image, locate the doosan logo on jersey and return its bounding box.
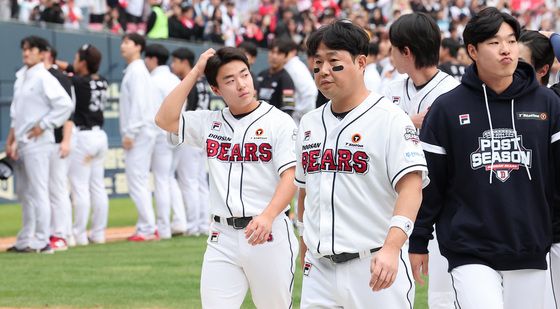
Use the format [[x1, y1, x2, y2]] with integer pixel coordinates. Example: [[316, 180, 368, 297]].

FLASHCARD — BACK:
[[206, 139, 272, 162]]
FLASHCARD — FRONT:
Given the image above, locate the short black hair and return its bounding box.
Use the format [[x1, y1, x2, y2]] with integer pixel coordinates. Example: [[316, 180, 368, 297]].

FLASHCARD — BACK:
[[368, 42, 379, 56], [20, 35, 50, 52], [441, 38, 460, 58], [306, 19, 369, 58], [46, 45, 58, 61], [519, 30, 554, 85], [171, 47, 195, 67], [389, 12, 440, 68], [270, 38, 297, 55], [122, 33, 146, 53], [237, 41, 258, 58], [205, 47, 250, 87], [77, 44, 102, 74], [145, 43, 169, 65], [463, 7, 520, 50]]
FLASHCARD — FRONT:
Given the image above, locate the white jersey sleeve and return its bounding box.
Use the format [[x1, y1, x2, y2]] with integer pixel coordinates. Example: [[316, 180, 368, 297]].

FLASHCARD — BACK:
[[169, 109, 214, 148], [294, 116, 307, 188], [272, 113, 298, 175], [386, 112, 430, 189], [39, 72, 73, 130]]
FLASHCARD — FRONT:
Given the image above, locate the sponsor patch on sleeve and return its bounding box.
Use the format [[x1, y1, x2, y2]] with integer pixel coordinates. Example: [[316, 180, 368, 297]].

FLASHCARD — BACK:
[[516, 112, 548, 121], [404, 126, 420, 144]]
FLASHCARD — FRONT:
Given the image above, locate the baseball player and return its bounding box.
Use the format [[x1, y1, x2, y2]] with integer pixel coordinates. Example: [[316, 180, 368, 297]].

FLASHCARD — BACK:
[[5, 35, 73, 253], [59, 44, 110, 246], [409, 8, 560, 309], [384, 12, 460, 309], [155, 47, 298, 308], [170, 47, 211, 236], [256, 39, 296, 115], [144, 43, 184, 239], [296, 20, 428, 308], [119, 33, 159, 241], [43, 46, 75, 251]]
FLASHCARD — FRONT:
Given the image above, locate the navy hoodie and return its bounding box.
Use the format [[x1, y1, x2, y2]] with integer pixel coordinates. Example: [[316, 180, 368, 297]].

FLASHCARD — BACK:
[[409, 61, 560, 271]]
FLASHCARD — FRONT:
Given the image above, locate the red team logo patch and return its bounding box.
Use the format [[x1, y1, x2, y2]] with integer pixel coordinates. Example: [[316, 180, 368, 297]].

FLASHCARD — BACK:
[[256, 128, 264, 136], [351, 133, 361, 143]]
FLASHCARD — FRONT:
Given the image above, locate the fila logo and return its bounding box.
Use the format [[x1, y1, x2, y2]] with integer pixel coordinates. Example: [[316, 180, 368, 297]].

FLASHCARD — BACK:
[[212, 121, 222, 131], [459, 114, 471, 125], [304, 130, 311, 141], [303, 262, 312, 276], [210, 231, 219, 242], [392, 96, 400, 105]]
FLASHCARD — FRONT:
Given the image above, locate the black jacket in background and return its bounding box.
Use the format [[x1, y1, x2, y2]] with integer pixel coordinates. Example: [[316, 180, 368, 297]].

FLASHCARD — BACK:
[[410, 61, 560, 271]]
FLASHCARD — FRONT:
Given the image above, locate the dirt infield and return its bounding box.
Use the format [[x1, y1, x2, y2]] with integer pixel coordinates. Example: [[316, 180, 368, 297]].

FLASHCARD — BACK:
[[0, 226, 136, 251]]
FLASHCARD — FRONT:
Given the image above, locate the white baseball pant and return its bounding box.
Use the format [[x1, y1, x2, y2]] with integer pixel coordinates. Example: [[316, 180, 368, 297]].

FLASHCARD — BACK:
[[176, 144, 209, 235], [151, 133, 178, 239], [200, 214, 298, 309], [301, 247, 415, 309], [428, 233, 456, 309], [16, 142, 57, 249], [170, 162, 187, 234], [450, 264, 546, 309], [49, 144, 72, 240], [544, 244, 560, 309], [125, 127, 157, 236], [69, 128, 109, 244]]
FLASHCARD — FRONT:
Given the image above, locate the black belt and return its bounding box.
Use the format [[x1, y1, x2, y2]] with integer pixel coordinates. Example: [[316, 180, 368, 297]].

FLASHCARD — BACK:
[[323, 247, 381, 264], [213, 215, 253, 229], [77, 125, 100, 131]]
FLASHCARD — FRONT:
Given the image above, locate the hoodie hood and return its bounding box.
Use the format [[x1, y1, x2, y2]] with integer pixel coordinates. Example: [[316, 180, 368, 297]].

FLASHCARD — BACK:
[[461, 61, 539, 100]]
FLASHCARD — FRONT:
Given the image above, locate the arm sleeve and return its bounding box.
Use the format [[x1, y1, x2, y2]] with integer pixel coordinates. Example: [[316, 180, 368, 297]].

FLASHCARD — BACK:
[[40, 74, 73, 130], [409, 105, 449, 254], [122, 70, 150, 138], [386, 112, 429, 190], [146, 11, 156, 34], [272, 113, 297, 175], [168, 110, 213, 148], [280, 73, 295, 115], [294, 118, 306, 187]]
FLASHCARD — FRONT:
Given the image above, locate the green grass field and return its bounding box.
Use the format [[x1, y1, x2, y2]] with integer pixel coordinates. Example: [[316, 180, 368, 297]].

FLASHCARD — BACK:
[[0, 198, 428, 308]]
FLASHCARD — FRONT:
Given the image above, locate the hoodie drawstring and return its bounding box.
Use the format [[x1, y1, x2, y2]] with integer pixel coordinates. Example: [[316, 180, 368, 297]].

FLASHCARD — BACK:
[[482, 84, 495, 184], [510, 99, 532, 181], [482, 83, 532, 184]]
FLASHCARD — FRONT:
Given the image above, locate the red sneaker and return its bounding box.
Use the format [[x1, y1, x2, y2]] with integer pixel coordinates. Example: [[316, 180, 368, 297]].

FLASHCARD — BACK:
[[49, 236, 68, 251]]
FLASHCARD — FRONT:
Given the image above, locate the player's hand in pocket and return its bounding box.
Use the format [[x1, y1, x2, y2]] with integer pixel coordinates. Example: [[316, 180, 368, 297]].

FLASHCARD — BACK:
[[370, 246, 400, 291], [245, 213, 273, 246]]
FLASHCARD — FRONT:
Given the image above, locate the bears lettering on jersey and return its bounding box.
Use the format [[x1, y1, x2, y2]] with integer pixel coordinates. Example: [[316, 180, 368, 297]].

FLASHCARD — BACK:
[[301, 147, 369, 174], [206, 138, 272, 162]]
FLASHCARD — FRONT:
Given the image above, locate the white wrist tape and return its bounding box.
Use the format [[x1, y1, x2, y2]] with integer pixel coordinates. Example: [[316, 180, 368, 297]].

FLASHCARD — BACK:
[[296, 221, 304, 235], [390, 215, 414, 237]]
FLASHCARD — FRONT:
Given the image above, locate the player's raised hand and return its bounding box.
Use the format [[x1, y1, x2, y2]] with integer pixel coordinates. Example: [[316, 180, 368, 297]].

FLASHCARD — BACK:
[[245, 213, 273, 246], [192, 48, 216, 78], [409, 253, 429, 285], [369, 246, 400, 291]]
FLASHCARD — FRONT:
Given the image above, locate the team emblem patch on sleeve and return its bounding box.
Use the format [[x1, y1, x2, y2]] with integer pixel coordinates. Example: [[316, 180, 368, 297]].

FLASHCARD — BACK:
[[404, 126, 420, 144], [459, 114, 471, 125], [303, 262, 312, 276], [210, 231, 220, 242]]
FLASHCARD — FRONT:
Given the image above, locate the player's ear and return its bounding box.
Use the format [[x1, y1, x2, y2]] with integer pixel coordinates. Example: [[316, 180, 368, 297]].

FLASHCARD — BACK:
[[467, 44, 478, 62], [357, 54, 367, 70], [210, 85, 221, 96]]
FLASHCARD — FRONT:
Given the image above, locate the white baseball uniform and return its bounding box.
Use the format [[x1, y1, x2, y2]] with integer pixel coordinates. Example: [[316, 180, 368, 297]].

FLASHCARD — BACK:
[[384, 70, 459, 309], [295, 92, 429, 308], [170, 101, 298, 308], [120, 59, 159, 237], [69, 74, 110, 245], [10, 63, 73, 250], [150, 65, 184, 239], [545, 245, 560, 309]]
